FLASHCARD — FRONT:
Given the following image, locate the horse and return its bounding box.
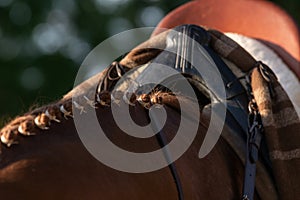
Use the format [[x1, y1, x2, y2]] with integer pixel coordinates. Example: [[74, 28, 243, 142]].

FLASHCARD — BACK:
[[0, 1, 299, 200]]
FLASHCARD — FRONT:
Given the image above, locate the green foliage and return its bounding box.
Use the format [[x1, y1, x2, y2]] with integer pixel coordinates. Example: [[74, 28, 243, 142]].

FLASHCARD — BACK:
[[0, 0, 298, 124]]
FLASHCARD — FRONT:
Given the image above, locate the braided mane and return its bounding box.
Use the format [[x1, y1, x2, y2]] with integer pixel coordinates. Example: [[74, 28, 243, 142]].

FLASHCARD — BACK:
[[0, 79, 184, 148], [0, 32, 169, 148]]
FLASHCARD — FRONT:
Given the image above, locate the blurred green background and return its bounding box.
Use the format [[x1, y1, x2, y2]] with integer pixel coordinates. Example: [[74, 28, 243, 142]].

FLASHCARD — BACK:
[[0, 0, 299, 126]]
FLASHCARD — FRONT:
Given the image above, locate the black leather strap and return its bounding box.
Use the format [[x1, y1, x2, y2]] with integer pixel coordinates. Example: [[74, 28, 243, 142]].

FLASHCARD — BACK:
[[148, 109, 184, 200]]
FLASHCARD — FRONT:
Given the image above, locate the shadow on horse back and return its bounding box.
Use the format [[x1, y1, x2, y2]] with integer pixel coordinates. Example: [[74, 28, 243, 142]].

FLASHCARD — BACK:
[[1, 1, 299, 200]]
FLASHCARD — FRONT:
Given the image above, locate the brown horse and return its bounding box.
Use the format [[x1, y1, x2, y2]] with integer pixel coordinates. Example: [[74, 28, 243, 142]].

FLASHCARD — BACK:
[[0, 1, 298, 200]]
